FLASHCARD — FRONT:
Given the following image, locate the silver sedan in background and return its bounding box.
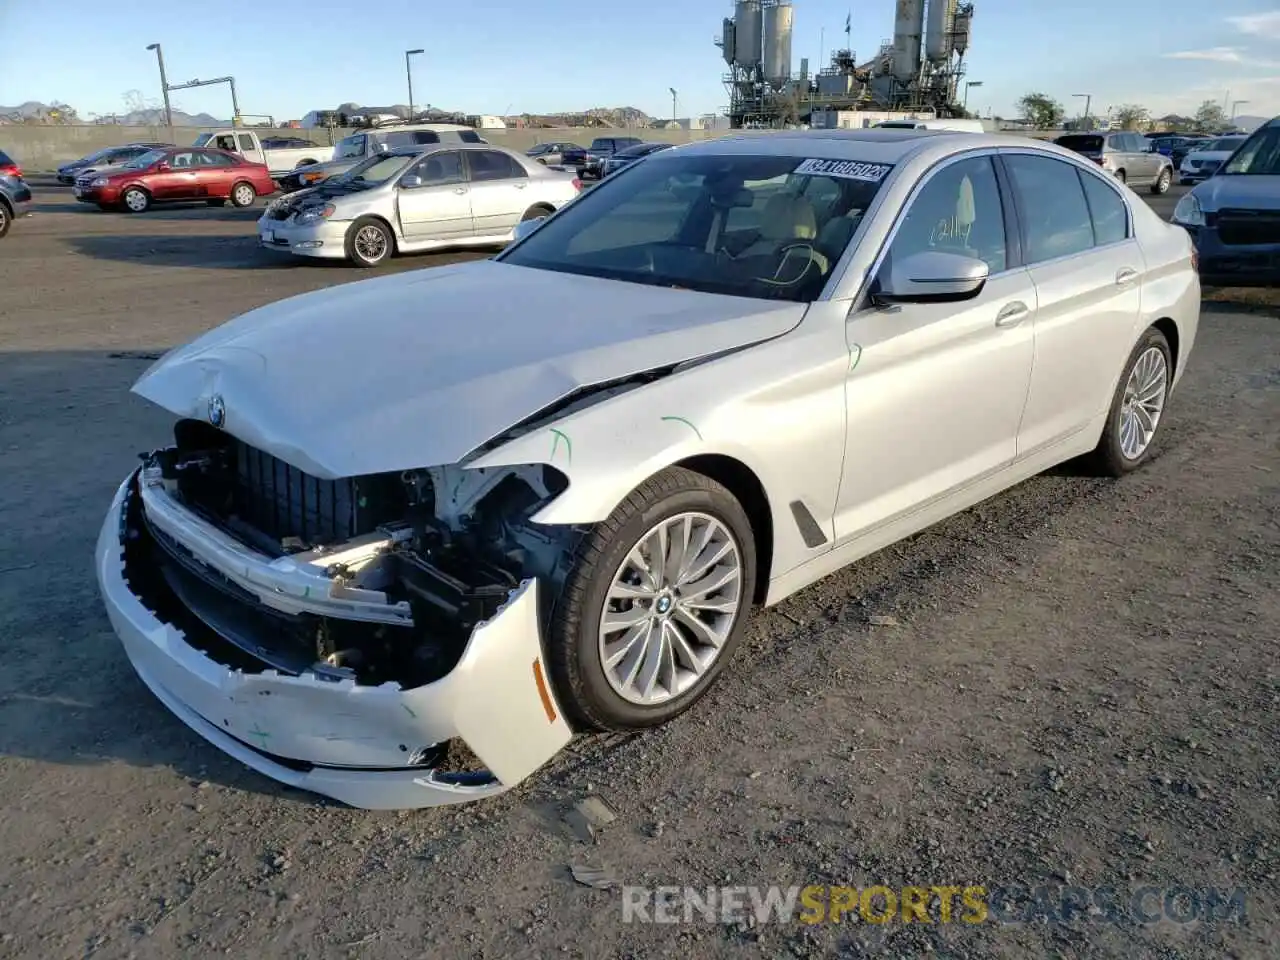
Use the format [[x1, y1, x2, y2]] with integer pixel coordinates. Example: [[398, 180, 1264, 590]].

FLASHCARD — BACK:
[[258, 144, 582, 267]]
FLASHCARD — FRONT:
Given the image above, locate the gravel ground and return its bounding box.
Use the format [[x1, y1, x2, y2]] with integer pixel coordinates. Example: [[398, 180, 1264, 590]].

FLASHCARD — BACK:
[[0, 181, 1277, 960]]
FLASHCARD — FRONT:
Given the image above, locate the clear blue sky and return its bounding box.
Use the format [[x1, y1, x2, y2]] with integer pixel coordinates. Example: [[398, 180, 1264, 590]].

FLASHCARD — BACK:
[[2, 1, 1277, 121]]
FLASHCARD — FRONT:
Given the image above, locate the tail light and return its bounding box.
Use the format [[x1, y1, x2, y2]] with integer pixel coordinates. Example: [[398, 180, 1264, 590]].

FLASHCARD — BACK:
[[0, 162, 21, 178], [571, 178, 583, 191]]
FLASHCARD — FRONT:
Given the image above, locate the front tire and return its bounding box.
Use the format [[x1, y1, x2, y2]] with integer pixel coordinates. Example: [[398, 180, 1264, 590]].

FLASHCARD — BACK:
[[345, 217, 393, 267], [230, 181, 257, 208], [122, 187, 150, 213], [546, 466, 757, 732], [1150, 167, 1172, 195], [1086, 327, 1172, 477]]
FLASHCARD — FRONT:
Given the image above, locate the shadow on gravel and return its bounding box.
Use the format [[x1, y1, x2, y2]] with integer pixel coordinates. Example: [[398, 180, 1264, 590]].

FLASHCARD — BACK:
[[0, 349, 324, 807], [66, 233, 317, 270]]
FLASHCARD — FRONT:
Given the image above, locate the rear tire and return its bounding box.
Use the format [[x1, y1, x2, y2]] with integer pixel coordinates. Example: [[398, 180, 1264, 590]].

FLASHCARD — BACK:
[[1150, 167, 1172, 195], [345, 216, 393, 267], [1085, 327, 1173, 477], [122, 187, 150, 213], [0, 201, 10, 238], [229, 181, 257, 208], [546, 466, 757, 732], [1114, 170, 1127, 185], [521, 204, 554, 221]]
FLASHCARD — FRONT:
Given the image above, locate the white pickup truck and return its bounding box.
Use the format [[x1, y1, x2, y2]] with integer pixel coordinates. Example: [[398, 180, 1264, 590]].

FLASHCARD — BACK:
[[193, 130, 334, 177]]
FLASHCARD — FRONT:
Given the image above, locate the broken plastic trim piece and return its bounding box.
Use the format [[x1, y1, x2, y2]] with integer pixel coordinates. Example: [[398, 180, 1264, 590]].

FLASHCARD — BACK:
[[137, 465, 414, 626]]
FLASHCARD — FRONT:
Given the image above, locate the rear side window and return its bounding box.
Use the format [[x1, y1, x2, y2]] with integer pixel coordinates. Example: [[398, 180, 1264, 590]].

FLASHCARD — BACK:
[[237, 134, 256, 152], [467, 150, 526, 181], [1055, 135, 1104, 153], [458, 130, 483, 143], [1079, 171, 1129, 245], [1004, 154, 1095, 264]]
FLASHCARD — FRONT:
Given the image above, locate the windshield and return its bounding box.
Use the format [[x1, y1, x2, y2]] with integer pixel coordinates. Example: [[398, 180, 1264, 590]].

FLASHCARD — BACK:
[[1221, 126, 1280, 175], [499, 153, 894, 303], [333, 153, 413, 186], [79, 147, 116, 164], [1204, 137, 1245, 153], [124, 149, 167, 169], [192, 134, 213, 147], [335, 135, 366, 160]]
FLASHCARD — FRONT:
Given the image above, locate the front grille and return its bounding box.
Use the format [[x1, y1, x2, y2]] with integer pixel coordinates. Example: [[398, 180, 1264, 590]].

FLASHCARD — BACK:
[[1217, 209, 1280, 246]]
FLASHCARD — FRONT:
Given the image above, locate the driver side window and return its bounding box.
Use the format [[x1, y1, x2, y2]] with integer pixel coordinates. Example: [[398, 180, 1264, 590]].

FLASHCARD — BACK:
[[886, 155, 1007, 274], [407, 151, 464, 186]]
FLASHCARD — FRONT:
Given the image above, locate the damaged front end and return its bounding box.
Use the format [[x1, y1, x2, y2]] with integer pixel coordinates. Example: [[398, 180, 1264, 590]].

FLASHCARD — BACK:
[[96, 419, 581, 808]]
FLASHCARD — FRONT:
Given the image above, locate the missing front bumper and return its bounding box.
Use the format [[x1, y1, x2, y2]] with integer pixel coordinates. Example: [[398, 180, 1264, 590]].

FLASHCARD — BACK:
[[95, 472, 574, 809]]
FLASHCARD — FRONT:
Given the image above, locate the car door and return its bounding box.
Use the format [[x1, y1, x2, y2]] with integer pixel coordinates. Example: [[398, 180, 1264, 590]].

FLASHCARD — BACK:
[[463, 149, 531, 235], [1000, 151, 1143, 456], [395, 150, 473, 241], [196, 150, 238, 198], [833, 153, 1036, 539], [235, 133, 265, 168], [147, 151, 199, 200]]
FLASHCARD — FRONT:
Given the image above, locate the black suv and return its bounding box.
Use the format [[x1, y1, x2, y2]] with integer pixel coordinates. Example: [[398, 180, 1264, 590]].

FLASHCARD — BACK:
[[0, 148, 33, 238], [580, 136, 644, 178]]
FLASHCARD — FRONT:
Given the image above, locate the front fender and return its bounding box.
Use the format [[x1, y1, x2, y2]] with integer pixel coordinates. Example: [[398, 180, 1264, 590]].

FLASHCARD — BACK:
[[466, 312, 852, 587]]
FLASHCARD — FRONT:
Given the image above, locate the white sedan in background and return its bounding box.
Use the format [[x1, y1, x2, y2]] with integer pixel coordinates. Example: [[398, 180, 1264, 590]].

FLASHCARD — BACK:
[[257, 144, 581, 266], [98, 129, 1199, 809]]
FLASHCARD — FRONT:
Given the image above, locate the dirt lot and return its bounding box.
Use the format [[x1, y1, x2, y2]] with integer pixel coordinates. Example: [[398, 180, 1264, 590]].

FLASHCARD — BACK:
[[1, 181, 1277, 960]]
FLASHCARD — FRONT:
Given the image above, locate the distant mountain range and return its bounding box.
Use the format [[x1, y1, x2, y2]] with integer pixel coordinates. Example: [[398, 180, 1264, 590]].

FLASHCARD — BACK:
[[0, 100, 225, 126]]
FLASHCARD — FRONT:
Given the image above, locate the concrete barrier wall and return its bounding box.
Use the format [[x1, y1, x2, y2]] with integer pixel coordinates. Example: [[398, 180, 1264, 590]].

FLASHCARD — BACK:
[[5, 123, 1059, 171]]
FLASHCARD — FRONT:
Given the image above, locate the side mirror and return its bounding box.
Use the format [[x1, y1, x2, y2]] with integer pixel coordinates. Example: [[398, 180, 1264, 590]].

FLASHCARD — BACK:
[[400, 175, 423, 188], [156, 162, 171, 172], [512, 216, 545, 242], [874, 251, 989, 305]]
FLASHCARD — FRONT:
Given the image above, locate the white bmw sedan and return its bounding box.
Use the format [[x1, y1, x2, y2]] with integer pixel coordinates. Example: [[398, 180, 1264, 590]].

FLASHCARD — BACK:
[[257, 143, 581, 267], [97, 130, 1199, 809]]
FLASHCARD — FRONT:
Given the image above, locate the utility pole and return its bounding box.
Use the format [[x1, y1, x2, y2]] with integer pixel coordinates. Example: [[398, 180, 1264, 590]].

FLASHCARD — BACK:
[[145, 43, 174, 141], [669, 87, 678, 122], [406, 49, 424, 120], [1231, 99, 1248, 121], [964, 80, 982, 109], [1072, 92, 1092, 127]]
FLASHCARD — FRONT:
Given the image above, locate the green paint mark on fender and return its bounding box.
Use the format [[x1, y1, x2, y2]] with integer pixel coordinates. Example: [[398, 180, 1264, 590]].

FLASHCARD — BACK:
[[549, 428, 573, 466], [849, 343, 863, 372], [660, 415, 704, 441]]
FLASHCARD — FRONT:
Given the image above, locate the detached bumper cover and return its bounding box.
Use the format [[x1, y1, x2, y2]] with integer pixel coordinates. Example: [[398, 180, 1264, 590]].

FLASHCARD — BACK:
[[1182, 224, 1280, 286], [95, 472, 574, 809]]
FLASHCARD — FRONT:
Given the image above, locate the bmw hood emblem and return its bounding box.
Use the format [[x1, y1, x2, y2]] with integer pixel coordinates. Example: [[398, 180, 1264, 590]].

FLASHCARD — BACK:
[[207, 393, 226, 428]]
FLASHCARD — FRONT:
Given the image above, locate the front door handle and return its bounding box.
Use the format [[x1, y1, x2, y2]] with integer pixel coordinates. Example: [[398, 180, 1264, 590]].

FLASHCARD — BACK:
[[513, 181, 527, 189], [1115, 267, 1139, 286], [453, 187, 468, 195], [995, 301, 1029, 327]]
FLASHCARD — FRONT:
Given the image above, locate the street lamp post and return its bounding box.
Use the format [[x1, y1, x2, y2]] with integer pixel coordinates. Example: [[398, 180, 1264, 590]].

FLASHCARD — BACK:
[[964, 80, 982, 110], [406, 49, 424, 120], [669, 87, 678, 123], [1231, 99, 1249, 121], [145, 43, 174, 140], [1073, 92, 1092, 128]]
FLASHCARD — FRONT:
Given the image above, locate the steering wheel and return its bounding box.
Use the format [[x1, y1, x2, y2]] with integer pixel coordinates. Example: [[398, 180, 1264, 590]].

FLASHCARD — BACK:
[[751, 242, 824, 288]]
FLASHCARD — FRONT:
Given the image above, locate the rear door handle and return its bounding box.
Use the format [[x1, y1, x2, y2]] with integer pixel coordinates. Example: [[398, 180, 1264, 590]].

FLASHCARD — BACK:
[[1115, 267, 1139, 286], [995, 301, 1029, 327]]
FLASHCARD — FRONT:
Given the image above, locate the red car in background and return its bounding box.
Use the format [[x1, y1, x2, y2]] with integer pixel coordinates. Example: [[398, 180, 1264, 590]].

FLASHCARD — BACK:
[[73, 146, 276, 213]]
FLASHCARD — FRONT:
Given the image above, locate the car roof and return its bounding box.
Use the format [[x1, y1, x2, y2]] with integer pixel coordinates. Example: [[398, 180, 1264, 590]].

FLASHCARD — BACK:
[[386, 142, 518, 159], [363, 123, 473, 133], [673, 128, 1028, 164]]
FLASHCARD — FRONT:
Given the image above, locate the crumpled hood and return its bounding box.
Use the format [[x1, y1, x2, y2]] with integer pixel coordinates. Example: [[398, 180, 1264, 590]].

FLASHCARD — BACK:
[[1193, 174, 1280, 212], [133, 259, 805, 478]]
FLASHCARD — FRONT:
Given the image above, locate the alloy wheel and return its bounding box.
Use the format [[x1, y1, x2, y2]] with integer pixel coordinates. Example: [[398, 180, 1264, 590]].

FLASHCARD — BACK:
[[597, 512, 744, 706], [1118, 346, 1168, 460], [353, 225, 388, 263]]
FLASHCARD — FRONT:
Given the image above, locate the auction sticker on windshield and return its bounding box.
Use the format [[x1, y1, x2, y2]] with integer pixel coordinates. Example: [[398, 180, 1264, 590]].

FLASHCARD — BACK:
[[793, 158, 892, 182]]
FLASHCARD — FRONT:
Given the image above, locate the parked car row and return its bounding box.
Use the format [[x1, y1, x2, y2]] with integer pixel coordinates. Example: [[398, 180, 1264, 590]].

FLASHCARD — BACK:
[[1172, 117, 1280, 286]]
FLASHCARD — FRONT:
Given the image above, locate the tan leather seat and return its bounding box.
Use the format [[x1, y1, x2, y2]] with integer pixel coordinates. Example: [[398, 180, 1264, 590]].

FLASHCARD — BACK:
[[738, 192, 820, 259]]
